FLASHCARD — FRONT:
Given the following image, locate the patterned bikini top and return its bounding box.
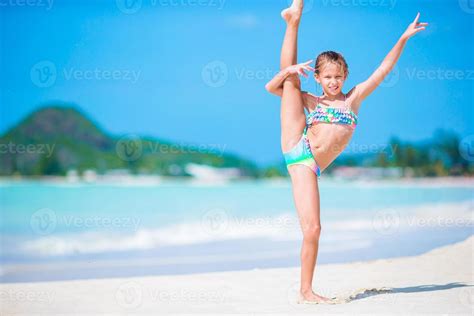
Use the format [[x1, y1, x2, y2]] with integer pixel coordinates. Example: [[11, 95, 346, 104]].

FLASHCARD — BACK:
[[306, 94, 358, 129]]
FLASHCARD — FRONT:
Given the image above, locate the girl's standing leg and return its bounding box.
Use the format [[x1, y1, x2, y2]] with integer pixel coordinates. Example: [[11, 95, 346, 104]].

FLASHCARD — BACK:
[[279, 0, 333, 303]]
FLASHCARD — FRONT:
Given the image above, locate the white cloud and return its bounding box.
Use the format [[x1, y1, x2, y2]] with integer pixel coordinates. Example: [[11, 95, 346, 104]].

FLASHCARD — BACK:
[[226, 13, 259, 29]]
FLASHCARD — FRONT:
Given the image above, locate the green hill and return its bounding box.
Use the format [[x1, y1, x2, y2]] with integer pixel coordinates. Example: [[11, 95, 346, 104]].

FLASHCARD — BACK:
[[0, 104, 260, 177]]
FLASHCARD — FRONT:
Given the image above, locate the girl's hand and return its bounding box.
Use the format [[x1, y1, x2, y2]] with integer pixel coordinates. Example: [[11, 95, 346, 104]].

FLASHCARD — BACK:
[[286, 60, 315, 78], [402, 12, 428, 40]]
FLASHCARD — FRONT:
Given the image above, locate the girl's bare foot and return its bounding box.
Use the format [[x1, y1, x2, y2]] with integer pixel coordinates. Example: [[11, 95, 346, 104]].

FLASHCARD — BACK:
[[281, 0, 303, 24], [299, 289, 337, 305]]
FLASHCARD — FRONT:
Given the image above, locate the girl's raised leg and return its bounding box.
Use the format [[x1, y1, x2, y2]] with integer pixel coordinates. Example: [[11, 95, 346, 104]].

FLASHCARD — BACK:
[[279, 0, 306, 153], [280, 0, 334, 304], [280, 0, 303, 69]]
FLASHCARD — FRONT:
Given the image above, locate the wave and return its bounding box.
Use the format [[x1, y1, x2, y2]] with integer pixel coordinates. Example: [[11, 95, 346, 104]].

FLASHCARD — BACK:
[[17, 200, 473, 257]]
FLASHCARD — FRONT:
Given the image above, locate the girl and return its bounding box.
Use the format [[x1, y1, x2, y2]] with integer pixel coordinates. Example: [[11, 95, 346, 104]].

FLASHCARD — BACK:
[[265, 0, 427, 304]]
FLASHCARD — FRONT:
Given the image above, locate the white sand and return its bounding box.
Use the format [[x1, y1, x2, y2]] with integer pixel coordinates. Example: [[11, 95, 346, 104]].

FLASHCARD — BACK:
[[1, 236, 473, 315]]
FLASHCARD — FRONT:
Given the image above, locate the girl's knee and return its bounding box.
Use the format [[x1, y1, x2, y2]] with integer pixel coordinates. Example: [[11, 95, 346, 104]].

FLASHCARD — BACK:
[[284, 75, 301, 89], [302, 224, 321, 242]]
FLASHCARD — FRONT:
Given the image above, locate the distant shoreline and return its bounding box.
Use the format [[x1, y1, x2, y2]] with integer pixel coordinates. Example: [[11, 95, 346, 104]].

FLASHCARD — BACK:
[[1, 175, 473, 187]]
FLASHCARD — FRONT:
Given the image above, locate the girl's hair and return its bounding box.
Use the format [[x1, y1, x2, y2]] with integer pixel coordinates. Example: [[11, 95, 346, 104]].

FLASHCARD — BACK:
[[314, 51, 349, 79]]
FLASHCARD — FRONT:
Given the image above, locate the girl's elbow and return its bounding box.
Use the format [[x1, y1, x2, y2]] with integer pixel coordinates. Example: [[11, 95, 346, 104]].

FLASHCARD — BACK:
[[265, 83, 273, 93]]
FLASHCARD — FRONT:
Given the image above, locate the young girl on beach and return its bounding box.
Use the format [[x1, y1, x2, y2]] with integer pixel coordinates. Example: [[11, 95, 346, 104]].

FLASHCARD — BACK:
[[265, 0, 427, 304]]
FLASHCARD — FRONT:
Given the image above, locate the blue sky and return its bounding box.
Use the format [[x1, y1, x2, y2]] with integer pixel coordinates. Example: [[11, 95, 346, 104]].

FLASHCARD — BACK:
[[1, 0, 473, 166]]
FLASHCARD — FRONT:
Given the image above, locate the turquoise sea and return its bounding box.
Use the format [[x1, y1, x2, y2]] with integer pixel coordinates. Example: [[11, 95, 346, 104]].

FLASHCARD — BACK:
[[0, 179, 472, 283]]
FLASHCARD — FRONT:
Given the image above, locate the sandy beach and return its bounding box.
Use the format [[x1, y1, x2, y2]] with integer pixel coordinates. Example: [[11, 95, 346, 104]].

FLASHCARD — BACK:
[[1, 235, 472, 315]]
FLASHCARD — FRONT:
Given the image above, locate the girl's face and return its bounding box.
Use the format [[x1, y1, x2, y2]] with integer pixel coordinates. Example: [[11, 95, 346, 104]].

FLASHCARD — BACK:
[[314, 62, 346, 97]]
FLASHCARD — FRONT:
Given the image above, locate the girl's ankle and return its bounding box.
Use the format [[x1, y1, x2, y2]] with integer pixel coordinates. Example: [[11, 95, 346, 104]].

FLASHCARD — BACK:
[[300, 288, 313, 295]]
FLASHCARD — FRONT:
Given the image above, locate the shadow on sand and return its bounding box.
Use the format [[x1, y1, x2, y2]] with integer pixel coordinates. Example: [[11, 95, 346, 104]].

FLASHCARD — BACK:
[[339, 282, 472, 304]]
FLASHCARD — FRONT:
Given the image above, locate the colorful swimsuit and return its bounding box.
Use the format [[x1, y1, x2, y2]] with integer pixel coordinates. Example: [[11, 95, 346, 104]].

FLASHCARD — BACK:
[[283, 94, 359, 178]]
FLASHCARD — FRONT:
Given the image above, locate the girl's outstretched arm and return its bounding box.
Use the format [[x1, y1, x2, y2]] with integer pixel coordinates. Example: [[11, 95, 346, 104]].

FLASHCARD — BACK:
[[352, 13, 428, 107], [265, 60, 314, 97]]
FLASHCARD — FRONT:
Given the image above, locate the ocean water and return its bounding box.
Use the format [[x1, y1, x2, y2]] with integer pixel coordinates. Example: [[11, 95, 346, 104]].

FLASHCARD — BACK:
[[0, 179, 473, 283]]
